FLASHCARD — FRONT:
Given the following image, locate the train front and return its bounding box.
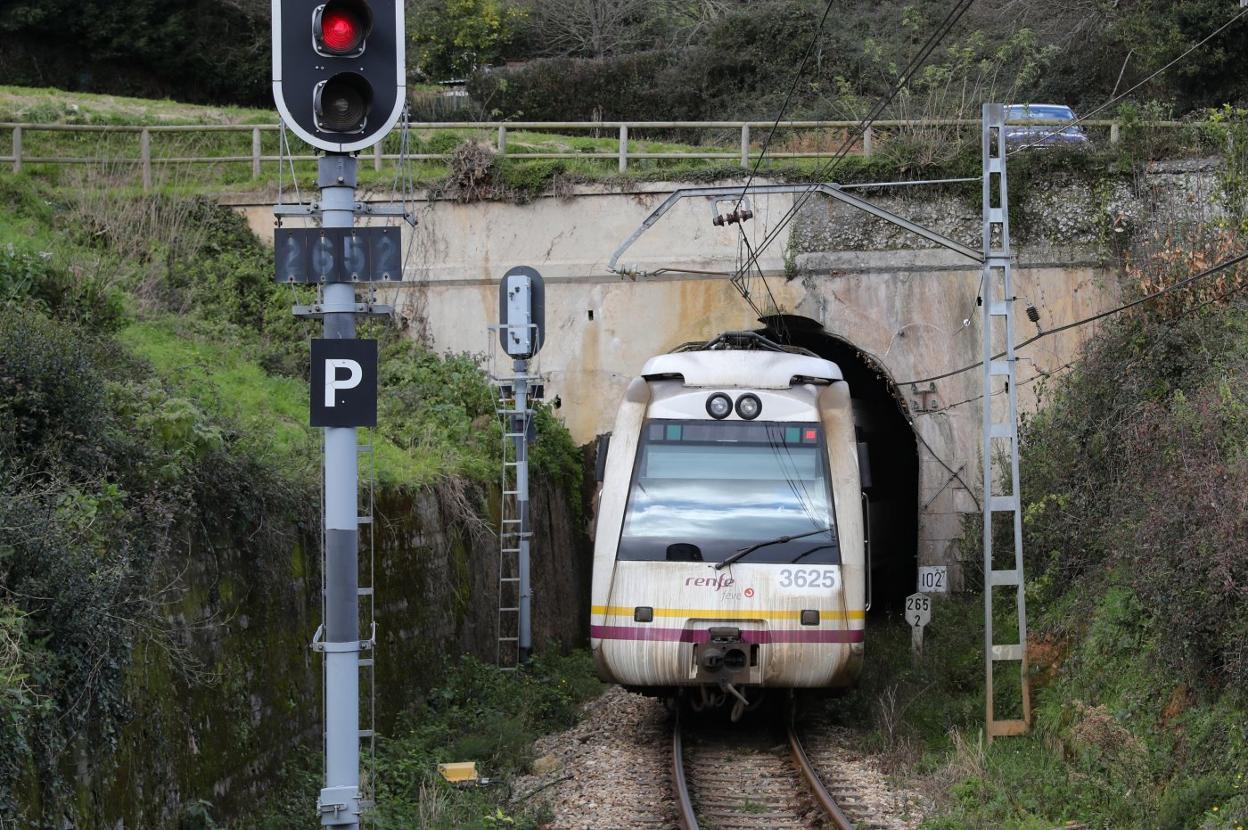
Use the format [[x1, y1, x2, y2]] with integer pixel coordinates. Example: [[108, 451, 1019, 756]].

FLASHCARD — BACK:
[[590, 342, 867, 710]]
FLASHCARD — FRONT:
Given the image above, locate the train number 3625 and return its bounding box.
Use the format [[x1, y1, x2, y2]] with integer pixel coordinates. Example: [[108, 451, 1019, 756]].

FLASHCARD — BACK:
[[777, 568, 838, 589]]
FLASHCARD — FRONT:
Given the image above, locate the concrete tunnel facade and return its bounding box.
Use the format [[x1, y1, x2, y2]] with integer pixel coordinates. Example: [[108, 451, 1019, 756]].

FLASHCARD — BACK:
[[234, 179, 1122, 594]]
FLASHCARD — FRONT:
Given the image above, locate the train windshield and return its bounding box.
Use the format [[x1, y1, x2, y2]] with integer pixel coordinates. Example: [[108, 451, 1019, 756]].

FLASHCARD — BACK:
[[616, 419, 839, 564]]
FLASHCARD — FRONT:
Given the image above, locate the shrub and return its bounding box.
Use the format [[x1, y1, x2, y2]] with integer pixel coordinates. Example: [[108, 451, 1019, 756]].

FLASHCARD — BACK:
[[1019, 229, 1248, 689], [468, 50, 706, 121], [0, 244, 125, 333]]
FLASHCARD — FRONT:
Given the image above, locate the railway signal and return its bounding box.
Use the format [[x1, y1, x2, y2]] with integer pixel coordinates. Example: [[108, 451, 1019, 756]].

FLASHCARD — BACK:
[[495, 266, 546, 665], [272, 4, 409, 825], [271, 0, 406, 152]]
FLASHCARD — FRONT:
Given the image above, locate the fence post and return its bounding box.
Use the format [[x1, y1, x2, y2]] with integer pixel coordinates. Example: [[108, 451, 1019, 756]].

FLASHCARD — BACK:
[[618, 125, 628, 173], [863, 126, 874, 158], [1110, 121, 1120, 145], [12, 126, 21, 173], [497, 125, 507, 157], [252, 127, 262, 179], [740, 124, 750, 167], [140, 128, 152, 192], [374, 141, 383, 172]]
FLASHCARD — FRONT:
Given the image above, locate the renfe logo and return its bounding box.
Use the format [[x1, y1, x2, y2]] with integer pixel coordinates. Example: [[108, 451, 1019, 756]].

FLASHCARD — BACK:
[[686, 573, 735, 591]]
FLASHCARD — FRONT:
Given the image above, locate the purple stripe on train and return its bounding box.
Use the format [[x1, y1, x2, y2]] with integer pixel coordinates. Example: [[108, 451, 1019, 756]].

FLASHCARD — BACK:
[[591, 625, 865, 644]]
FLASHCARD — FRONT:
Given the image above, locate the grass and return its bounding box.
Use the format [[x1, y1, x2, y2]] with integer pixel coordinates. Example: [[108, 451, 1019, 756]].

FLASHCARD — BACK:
[[118, 318, 448, 487], [256, 650, 605, 830], [839, 593, 1248, 830]]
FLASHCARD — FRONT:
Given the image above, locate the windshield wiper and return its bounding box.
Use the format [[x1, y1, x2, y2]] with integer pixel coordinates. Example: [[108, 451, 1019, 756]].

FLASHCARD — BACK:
[[714, 526, 833, 570]]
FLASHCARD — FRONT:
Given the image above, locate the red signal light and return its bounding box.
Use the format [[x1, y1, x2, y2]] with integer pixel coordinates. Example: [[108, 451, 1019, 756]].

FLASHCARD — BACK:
[[314, 1, 373, 57], [320, 9, 361, 53]]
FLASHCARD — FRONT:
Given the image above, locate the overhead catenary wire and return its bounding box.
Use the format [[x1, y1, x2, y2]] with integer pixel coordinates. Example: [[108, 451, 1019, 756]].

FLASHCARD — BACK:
[[734, 0, 839, 212], [899, 247, 1248, 387], [727, 0, 977, 286]]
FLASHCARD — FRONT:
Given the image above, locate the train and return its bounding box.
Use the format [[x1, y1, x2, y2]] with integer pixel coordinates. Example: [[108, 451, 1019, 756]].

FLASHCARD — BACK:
[[589, 331, 869, 718]]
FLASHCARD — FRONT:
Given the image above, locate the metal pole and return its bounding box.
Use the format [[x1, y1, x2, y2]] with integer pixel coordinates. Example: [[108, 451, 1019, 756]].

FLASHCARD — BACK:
[[319, 152, 362, 828], [513, 357, 532, 661]]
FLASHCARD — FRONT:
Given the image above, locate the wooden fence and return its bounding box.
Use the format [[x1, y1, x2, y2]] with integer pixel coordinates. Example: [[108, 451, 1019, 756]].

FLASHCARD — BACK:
[[0, 118, 1191, 191]]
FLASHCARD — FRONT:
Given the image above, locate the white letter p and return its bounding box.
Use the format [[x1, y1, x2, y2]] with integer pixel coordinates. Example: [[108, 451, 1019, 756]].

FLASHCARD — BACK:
[[325, 359, 363, 408]]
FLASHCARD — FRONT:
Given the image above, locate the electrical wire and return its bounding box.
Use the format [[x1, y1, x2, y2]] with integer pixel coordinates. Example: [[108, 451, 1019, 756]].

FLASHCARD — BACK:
[[924, 268, 1248, 415], [910, 426, 981, 512], [899, 247, 1248, 387], [1008, 6, 1248, 155], [728, 0, 976, 286], [735, 0, 838, 211]]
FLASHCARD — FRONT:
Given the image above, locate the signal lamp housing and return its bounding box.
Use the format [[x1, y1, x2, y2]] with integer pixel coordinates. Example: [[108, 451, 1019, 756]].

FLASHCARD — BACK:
[[735, 393, 762, 420], [315, 73, 372, 133], [706, 393, 733, 420]]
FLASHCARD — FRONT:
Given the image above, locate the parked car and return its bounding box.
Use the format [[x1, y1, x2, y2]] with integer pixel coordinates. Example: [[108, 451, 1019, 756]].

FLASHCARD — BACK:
[[1005, 104, 1089, 148]]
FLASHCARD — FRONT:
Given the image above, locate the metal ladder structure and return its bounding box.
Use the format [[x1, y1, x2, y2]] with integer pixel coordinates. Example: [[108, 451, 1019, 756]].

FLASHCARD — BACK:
[[493, 375, 531, 669], [980, 102, 1032, 741]]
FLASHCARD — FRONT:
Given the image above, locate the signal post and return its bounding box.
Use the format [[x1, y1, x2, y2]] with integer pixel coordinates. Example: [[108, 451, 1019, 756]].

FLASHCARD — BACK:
[[271, 0, 406, 825]]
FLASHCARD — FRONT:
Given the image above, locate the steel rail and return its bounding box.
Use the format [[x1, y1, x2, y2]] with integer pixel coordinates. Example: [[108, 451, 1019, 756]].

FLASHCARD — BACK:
[[671, 712, 859, 830], [672, 712, 698, 830], [787, 722, 856, 830]]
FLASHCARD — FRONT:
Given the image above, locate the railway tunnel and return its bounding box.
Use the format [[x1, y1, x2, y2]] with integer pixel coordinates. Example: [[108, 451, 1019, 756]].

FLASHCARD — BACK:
[[761, 315, 919, 615]]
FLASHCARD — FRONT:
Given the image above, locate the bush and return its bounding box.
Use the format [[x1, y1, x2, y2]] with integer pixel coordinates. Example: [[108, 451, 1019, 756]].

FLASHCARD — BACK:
[[0, 244, 125, 333], [0, 310, 111, 472], [469, 50, 707, 121], [1019, 232, 1248, 689]]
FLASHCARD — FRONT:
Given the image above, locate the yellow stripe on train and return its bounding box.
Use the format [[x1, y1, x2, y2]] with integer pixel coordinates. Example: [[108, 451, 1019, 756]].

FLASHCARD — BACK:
[[591, 605, 866, 621]]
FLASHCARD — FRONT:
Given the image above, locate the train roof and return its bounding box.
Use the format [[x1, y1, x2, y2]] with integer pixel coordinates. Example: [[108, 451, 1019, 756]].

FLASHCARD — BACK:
[[641, 349, 843, 388]]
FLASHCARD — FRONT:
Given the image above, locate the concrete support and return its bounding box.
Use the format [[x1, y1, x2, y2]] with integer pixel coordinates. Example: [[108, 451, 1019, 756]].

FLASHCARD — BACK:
[[318, 153, 362, 828]]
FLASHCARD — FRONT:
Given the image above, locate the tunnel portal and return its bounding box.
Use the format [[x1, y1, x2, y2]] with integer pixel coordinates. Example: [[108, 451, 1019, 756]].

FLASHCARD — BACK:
[[762, 315, 919, 614]]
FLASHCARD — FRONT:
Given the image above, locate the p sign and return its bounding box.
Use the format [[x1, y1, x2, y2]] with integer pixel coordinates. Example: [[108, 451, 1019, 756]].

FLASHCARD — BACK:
[[311, 339, 377, 427]]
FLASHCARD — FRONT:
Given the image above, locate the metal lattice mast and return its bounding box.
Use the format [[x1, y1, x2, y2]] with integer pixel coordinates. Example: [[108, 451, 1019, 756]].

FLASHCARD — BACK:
[[980, 103, 1032, 741]]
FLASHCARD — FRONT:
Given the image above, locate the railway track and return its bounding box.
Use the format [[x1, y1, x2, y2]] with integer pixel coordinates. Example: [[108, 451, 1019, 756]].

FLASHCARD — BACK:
[[672, 710, 897, 830]]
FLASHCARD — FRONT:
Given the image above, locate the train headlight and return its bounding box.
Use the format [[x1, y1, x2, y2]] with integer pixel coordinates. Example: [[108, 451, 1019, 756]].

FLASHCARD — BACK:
[[735, 393, 762, 420], [706, 393, 733, 419]]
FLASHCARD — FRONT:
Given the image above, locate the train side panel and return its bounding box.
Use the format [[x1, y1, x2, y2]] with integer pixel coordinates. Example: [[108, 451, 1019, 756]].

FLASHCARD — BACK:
[[590, 377, 649, 676]]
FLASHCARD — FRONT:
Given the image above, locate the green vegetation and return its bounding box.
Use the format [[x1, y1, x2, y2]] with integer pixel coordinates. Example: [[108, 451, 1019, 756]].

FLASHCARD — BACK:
[[0, 133, 586, 823], [834, 234, 1248, 829], [259, 651, 604, 830]]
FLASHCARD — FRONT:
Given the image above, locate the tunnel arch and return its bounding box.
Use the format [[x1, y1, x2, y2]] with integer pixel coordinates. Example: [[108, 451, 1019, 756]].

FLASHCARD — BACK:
[[759, 315, 919, 614]]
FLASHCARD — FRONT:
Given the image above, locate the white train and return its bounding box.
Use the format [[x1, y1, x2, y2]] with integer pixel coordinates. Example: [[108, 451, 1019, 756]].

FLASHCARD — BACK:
[[590, 332, 868, 716]]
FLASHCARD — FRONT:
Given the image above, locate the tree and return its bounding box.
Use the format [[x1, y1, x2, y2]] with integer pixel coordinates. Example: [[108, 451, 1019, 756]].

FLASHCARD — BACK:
[[517, 0, 657, 57], [409, 0, 527, 79]]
